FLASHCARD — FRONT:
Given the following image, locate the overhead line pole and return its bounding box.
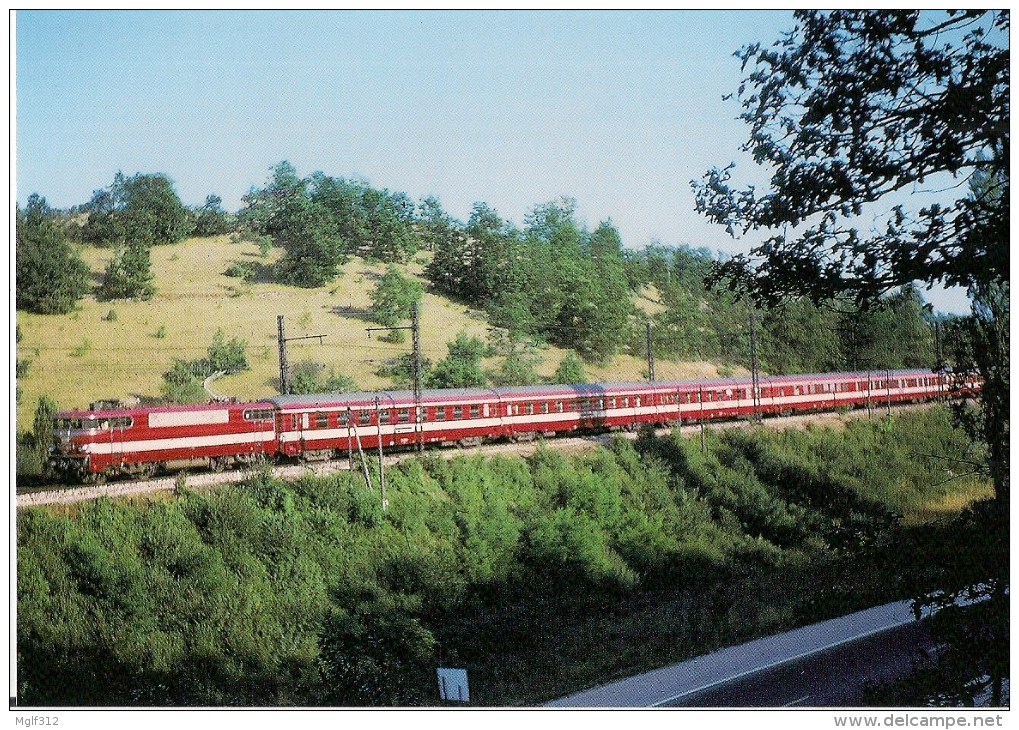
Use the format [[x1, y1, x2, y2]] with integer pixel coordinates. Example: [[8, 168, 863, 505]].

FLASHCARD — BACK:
[[749, 309, 762, 424], [366, 300, 423, 453], [276, 314, 327, 395], [646, 320, 655, 383]]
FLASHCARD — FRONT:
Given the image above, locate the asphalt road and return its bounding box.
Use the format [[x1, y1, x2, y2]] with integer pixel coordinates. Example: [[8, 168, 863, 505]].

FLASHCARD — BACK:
[[664, 621, 937, 707]]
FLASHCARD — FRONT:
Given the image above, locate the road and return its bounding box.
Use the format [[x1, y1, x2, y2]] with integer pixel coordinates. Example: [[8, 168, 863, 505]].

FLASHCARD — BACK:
[[664, 621, 936, 707], [547, 599, 933, 708]]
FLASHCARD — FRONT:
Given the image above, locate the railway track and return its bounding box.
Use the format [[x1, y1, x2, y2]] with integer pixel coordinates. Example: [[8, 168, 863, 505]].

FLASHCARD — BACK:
[[16, 403, 933, 508]]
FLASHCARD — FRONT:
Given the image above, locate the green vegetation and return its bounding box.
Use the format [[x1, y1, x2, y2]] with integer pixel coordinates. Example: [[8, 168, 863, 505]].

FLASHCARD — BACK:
[[83, 172, 193, 248], [368, 265, 423, 338], [288, 361, 357, 395], [15, 195, 91, 315], [17, 408, 994, 706], [161, 330, 250, 404]]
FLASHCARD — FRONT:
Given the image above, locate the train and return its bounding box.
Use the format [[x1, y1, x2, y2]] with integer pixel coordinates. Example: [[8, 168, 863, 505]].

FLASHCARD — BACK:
[[48, 369, 972, 482]]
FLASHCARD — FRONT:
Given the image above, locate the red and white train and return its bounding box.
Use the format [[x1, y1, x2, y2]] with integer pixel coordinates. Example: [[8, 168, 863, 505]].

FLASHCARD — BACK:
[[49, 369, 971, 481]]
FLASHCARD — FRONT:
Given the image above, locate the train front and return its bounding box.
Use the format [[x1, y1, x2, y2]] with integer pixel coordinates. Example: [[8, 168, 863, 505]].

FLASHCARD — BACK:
[[49, 410, 104, 480]]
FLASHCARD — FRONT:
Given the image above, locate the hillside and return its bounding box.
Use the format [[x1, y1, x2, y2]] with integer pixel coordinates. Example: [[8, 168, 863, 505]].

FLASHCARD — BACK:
[[15, 235, 728, 429]]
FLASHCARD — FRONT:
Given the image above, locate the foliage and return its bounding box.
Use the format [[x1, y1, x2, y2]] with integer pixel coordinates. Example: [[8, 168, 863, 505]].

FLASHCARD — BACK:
[[695, 10, 1009, 702], [191, 194, 234, 237], [240, 162, 346, 288], [98, 241, 155, 301], [424, 332, 488, 389], [288, 361, 357, 395], [368, 266, 423, 327], [16, 408, 992, 706], [376, 352, 433, 390], [160, 331, 250, 404], [82, 172, 193, 247], [207, 329, 249, 374], [694, 10, 1008, 305], [16, 195, 91, 315], [551, 353, 588, 385], [240, 163, 427, 286]]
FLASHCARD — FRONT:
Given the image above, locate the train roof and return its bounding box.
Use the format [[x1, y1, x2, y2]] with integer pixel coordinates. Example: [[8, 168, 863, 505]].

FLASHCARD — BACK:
[[57, 369, 939, 416], [54, 399, 275, 418]]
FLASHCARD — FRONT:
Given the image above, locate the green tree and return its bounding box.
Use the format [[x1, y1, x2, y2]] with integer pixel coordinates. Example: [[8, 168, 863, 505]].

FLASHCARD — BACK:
[[192, 194, 233, 236], [31, 395, 58, 476], [695, 10, 1007, 305], [16, 195, 90, 314], [288, 361, 357, 395], [416, 195, 456, 252], [696, 9, 1009, 704], [207, 329, 249, 374], [241, 162, 346, 287], [369, 266, 423, 328], [551, 353, 588, 385], [425, 332, 488, 389], [98, 240, 154, 300], [760, 298, 844, 374], [83, 172, 193, 247]]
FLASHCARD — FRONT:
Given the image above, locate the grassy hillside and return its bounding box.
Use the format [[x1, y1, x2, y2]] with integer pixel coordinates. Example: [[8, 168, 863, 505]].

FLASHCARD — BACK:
[[16, 236, 729, 430]]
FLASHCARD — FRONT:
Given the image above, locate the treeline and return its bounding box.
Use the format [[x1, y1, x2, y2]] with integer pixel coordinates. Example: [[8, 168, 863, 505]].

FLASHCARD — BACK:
[[17, 409, 996, 706], [18, 162, 949, 374]]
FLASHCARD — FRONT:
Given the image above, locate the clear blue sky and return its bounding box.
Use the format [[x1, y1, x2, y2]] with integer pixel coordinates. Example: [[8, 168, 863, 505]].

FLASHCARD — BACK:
[[15, 10, 972, 312]]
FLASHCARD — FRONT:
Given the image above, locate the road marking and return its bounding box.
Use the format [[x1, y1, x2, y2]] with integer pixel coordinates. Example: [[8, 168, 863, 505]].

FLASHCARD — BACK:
[[784, 695, 811, 707]]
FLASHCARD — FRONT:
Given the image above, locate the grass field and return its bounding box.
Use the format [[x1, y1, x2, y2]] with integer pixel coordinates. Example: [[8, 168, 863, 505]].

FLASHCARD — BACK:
[[16, 236, 730, 431]]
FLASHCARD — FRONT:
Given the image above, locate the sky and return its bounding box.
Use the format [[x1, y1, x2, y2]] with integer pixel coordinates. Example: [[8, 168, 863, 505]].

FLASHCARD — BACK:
[[15, 10, 976, 313]]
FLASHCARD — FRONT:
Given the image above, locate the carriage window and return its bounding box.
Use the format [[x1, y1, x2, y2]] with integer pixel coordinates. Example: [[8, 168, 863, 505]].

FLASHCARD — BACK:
[[398, 408, 410, 423], [338, 411, 350, 426], [597, 398, 605, 409], [555, 401, 564, 413], [243, 408, 274, 422], [435, 407, 447, 421], [109, 416, 133, 429], [541, 402, 549, 414], [635, 396, 641, 408], [470, 405, 480, 418], [525, 403, 534, 415], [359, 411, 371, 426], [315, 412, 329, 429], [622, 397, 629, 407], [454, 406, 463, 420], [379, 410, 391, 424], [609, 397, 617, 408]]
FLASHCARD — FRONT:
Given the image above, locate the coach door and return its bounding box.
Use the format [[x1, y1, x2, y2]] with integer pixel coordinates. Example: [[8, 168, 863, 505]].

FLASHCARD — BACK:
[[298, 411, 311, 451]]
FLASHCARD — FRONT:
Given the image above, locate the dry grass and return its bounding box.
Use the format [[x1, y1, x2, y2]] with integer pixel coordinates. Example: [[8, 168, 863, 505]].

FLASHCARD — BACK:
[[902, 479, 995, 526], [16, 236, 727, 431]]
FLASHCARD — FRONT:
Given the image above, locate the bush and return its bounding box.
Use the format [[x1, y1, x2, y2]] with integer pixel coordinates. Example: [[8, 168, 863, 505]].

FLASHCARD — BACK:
[[288, 361, 357, 395], [224, 262, 255, 279]]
